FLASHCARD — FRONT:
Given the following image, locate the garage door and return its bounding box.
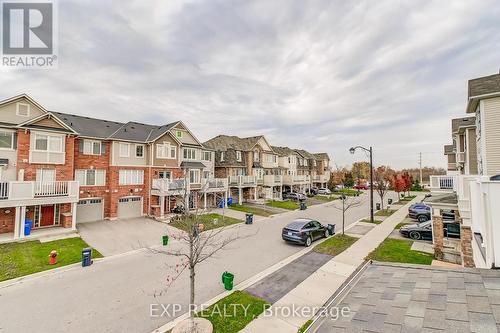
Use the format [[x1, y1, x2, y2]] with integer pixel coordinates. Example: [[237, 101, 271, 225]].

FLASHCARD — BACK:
[[118, 196, 142, 219], [77, 198, 104, 223]]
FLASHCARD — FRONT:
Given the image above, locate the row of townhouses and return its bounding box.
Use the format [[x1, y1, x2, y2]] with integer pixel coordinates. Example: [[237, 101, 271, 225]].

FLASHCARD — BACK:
[[0, 94, 330, 241], [428, 72, 500, 269]]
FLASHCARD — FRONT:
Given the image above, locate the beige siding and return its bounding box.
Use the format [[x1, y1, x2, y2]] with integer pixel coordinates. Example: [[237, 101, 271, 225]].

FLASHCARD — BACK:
[[483, 97, 500, 175], [32, 117, 66, 129], [256, 137, 272, 151], [467, 128, 478, 175], [152, 132, 179, 167], [172, 124, 199, 145], [0, 99, 45, 124], [111, 141, 148, 166]]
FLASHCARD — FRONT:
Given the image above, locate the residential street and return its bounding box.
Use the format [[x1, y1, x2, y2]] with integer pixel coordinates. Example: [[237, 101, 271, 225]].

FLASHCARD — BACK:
[[0, 192, 398, 333]]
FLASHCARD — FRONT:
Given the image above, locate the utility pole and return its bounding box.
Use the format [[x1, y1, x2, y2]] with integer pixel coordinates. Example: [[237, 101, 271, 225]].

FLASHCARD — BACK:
[[419, 152, 423, 185]]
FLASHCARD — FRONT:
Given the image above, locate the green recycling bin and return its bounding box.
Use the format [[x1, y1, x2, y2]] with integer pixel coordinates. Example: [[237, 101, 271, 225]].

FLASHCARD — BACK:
[[162, 235, 169, 246], [222, 271, 234, 291]]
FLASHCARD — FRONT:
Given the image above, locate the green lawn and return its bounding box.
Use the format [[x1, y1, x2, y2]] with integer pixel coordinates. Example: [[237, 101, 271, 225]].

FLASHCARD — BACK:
[[313, 234, 358, 256], [367, 238, 433, 265], [0, 237, 103, 282], [375, 209, 396, 217], [266, 200, 299, 210], [360, 218, 383, 224], [229, 204, 274, 217], [169, 213, 244, 232], [334, 188, 363, 196], [313, 195, 338, 202], [298, 319, 313, 333], [197, 290, 269, 333], [399, 195, 417, 202]]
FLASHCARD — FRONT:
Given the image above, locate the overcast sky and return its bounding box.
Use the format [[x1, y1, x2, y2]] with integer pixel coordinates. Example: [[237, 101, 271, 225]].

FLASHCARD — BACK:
[[2, 0, 500, 169]]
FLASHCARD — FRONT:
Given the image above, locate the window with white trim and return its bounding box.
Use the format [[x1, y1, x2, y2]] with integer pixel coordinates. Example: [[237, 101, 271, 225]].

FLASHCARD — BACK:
[[0, 131, 14, 149], [220, 152, 225, 161], [236, 151, 242, 161], [202, 151, 211, 161], [83, 140, 103, 155], [119, 169, 144, 185], [158, 171, 171, 179], [34, 134, 63, 152], [135, 144, 144, 158], [183, 148, 196, 160], [157, 143, 176, 159], [176, 130, 183, 138], [189, 169, 200, 184], [75, 169, 106, 186], [16, 103, 30, 117], [119, 143, 130, 157]]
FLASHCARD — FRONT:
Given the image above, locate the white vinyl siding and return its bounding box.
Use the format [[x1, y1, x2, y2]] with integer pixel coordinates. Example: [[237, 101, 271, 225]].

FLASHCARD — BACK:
[[482, 97, 500, 175], [16, 103, 30, 117], [119, 170, 144, 185], [75, 169, 106, 186]]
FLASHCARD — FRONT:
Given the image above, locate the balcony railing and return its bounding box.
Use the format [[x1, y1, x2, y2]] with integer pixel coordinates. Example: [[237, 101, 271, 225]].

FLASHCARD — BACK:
[[0, 180, 80, 207], [228, 175, 257, 187], [312, 174, 329, 183], [263, 175, 282, 186], [201, 178, 228, 192], [152, 178, 187, 194], [282, 175, 311, 185], [430, 175, 458, 192]]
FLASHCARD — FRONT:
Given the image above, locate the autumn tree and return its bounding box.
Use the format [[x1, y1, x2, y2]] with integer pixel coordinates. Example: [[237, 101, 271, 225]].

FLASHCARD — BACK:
[[373, 166, 394, 210], [402, 172, 413, 196], [392, 174, 406, 200], [343, 172, 355, 188], [351, 161, 371, 180]]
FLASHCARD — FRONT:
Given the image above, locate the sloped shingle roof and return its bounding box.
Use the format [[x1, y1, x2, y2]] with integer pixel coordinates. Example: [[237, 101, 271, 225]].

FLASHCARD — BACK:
[[313, 152, 330, 161], [451, 116, 475, 133], [51, 112, 124, 139], [295, 149, 316, 160], [468, 73, 500, 98], [271, 146, 296, 156], [204, 135, 263, 151]]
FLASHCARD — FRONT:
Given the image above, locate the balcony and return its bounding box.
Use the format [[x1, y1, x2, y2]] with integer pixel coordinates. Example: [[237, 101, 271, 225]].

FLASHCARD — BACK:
[[282, 175, 311, 185], [201, 178, 228, 193], [312, 174, 329, 183], [228, 175, 257, 187], [429, 175, 458, 193], [152, 178, 187, 196], [263, 175, 282, 186], [0, 181, 80, 208]]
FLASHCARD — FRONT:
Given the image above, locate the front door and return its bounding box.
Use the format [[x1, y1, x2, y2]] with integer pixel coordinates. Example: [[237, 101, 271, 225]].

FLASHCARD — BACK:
[[40, 205, 55, 227]]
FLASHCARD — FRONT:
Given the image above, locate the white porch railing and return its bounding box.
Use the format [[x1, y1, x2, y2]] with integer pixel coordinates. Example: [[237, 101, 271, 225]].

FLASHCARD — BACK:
[[152, 178, 187, 193], [201, 178, 228, 192], [312, 174, 329, 183], [429, 175, 458, 192], [228, 175, 257, 187], [282, 175, 311, 185], [263, 175, 282, 186], [0, 180, 80, 208]]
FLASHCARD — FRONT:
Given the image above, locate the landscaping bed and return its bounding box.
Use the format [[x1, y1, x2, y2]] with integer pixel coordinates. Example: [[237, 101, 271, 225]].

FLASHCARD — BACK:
[[169, 213, 244, 232], [367, 238, 433, 265], [360, 218, 383, 224], [374, 209, 397, 217], [197, 290, 269, 333], [0, 237, 103, 282], [398, 195, 417, 203], [313, 234, 358, 256], [229, 204, 274, 217]]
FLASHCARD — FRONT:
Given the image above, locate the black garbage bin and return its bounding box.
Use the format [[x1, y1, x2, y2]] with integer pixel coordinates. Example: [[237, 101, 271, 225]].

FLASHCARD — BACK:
[[82, 247, 92, 267], [388, 199, 393, 205], [376, 203, 381, 210], [300, 201, 307, 210], [327, 224, 336, 236], [245, 213, 253, 224]]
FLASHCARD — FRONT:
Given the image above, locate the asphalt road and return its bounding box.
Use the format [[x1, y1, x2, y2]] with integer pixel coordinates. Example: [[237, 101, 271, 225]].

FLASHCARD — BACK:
[[0, 191, 398, 333]]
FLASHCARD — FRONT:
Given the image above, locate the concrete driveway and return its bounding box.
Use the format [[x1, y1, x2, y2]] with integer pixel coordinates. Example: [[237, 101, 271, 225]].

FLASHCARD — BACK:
[[0, 191, 399, 333], [78, 218, 174, 256]]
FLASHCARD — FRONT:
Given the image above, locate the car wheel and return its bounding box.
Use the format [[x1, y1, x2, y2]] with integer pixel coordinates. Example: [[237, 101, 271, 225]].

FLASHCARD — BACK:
[[409, 231, 421, 240], [418, 215, 428, 223], [324, 229, 329, 238], [305, 237, 312, 247]]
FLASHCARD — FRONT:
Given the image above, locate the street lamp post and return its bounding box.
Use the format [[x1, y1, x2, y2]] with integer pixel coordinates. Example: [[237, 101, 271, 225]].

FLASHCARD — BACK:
[[349, 146, 374, 223]]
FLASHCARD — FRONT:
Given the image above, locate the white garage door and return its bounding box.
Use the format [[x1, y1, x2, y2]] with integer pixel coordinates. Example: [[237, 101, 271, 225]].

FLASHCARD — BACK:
[[77, 198, 104, 223], [118, 196, 142, 219]]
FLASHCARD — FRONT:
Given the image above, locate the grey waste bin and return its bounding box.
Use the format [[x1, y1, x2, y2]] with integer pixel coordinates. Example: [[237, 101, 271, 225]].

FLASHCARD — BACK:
[[327, 224, 336, 236], [245, 213, 253, 224]]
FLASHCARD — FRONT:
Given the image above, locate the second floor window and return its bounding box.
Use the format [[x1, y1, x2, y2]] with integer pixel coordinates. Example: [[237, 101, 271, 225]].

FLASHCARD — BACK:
[[220, 152, 225, 161], [157, 143, 176, 159], [189, 169, 200, 183], [119, 143, 130, 157], [83, 140, 103, 155], [0, 131, 14, 149], [158, 171, 171, 179], [202, 151, 211, 161], [35, 134, 63, 152], [135, 145, 144, 158], [253, 149, 260, 161], [75, 169, 106, 186], [119, 169, 144, 185], [236, 151, 242, 161], [183, 148, 196, 160]]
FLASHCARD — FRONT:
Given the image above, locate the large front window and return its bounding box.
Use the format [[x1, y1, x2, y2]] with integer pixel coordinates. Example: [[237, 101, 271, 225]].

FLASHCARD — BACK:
[[189, 169, 200, 184], [35, 134, 62, 152], [0, 131, 14, 149], [183, 148, 197, 160], [119, 170, 144, 185], [75, 169, 106, 186]]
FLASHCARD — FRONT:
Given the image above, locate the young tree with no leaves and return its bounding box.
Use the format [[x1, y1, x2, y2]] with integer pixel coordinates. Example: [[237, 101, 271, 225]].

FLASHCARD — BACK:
[[373, 166, 394, 210], [331, 193, 364, 234]]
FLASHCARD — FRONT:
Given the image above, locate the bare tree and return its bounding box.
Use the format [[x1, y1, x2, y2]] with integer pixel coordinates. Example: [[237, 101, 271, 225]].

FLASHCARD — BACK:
[[330, 193, 364, 234], [373, 166, 393, 210]]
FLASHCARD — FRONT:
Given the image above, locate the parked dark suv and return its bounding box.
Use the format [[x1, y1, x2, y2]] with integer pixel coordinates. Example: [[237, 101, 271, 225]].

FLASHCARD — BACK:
[[408, 203, 431, 222], [282, 218, 329, 246]]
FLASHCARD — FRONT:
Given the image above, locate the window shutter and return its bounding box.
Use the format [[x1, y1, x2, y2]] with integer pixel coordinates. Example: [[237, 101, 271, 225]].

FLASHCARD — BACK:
[[13, 132, 17, 149], [101, 142, 106, 155], [79, 140, 84, 153]]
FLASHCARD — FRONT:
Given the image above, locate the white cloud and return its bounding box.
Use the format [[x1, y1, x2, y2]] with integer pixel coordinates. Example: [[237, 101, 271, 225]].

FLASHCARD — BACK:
[[1, 0, 499, 169]]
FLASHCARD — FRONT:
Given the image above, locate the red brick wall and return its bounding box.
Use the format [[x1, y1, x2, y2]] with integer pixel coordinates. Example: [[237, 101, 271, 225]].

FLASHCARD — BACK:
[[16, 130, 75, 181], [0, 208, 15, 233], [108, 166, 150, 218]]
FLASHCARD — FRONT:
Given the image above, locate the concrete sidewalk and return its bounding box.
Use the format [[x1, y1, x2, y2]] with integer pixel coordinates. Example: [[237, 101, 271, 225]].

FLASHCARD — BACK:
[[240, 195, 424, 333]]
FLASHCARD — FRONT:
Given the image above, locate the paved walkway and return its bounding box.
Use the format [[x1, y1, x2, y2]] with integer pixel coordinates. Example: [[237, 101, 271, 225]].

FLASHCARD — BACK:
[[241, 195, 424, 333]]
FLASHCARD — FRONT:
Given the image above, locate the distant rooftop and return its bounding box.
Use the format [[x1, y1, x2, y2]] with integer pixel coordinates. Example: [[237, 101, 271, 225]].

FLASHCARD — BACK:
[[468, 73, 500, 98], [452, 116, 476, 133]]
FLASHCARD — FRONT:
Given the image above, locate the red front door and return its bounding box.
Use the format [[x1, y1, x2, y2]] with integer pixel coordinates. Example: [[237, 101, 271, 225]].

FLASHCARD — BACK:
[[40, 205, 55, 227]]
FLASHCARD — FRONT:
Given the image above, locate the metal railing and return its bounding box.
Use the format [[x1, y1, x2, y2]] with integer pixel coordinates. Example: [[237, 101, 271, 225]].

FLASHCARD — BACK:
[[0, 182, 8, 199], [152, 178, 187, 193], [228, 175, 257, 186], [430, 175, 457, 192], [34, 181, 69, 197], [263, 175, 282, 186], [202, 178, 228, 190]]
